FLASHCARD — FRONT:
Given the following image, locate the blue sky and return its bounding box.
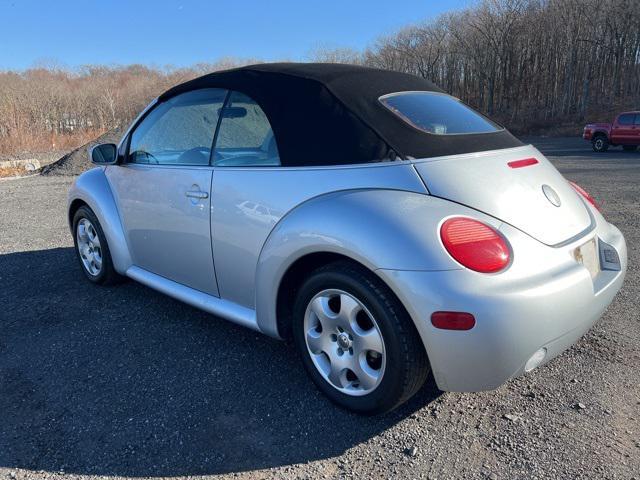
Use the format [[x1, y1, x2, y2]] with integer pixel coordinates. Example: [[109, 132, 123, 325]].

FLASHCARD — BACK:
[[0, 0, 471, 70]]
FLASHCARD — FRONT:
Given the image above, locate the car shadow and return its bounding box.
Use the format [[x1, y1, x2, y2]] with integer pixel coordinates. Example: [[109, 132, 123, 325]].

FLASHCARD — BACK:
[[0, 247, 442, 476]]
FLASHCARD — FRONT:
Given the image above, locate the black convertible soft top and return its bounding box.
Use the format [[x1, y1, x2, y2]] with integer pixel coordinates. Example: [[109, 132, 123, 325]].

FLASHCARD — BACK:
[[160, 63, 522, 167]]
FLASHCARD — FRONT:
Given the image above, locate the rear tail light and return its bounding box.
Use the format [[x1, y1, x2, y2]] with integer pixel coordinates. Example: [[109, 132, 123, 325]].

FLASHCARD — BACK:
[[569, 181, 600, 211], [431, 311, 476, 330], [440, 217, 510, 273]]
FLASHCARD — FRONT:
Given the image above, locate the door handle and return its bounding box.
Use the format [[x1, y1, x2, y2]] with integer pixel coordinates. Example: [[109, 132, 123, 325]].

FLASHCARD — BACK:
[[185, 190, 209, 199]]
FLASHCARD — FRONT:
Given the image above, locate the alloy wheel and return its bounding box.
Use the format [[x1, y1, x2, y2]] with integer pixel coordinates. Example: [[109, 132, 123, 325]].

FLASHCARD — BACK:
[[303, 289, 386, 396], [76, 218, 103, 276]]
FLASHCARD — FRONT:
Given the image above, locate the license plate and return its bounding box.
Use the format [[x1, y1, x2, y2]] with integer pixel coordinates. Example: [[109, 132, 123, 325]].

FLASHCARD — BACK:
[[573, 238, 599, 279]]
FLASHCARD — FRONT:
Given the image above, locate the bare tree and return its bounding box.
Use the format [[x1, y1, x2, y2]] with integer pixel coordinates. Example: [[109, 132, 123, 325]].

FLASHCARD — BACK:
[[0, 60, 255, 155], [363, 0, 640, 132]]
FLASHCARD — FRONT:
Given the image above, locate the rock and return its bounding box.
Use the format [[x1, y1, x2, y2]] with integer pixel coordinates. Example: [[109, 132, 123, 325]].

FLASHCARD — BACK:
[[503, 413, 520, 422], [574, 402, 587, 410], [489, 473, 498, 480], [405, 446, 418, 457]]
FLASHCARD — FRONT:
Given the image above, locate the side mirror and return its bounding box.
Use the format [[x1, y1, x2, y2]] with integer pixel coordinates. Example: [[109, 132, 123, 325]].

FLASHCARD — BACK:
[[89, 143, 118, 165]]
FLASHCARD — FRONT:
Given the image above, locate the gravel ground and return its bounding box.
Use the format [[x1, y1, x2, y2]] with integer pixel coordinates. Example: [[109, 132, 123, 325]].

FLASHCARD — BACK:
[[0, 138, 638, 479]]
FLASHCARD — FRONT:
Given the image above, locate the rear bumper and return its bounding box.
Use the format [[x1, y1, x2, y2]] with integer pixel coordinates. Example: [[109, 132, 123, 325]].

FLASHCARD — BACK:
[[378, 216, 627, 392]]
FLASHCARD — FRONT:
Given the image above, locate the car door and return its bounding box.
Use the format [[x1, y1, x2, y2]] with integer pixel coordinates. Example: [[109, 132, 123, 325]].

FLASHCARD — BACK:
[[611, 113, 635, 145], [635, 114, 640, 144], [210, 91, 282, 306], [106, 88, 228, 296]]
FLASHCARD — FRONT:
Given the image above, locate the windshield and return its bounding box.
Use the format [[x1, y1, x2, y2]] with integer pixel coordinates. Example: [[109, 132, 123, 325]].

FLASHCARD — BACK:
[[379, 91, 502, 135]]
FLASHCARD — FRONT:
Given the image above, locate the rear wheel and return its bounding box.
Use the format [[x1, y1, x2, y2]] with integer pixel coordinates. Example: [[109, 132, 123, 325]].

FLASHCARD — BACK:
[[622, 145, 638, 152], [592, 135, 609, 152], [72, 206, 122, 285], [292, 261, 430, 414]]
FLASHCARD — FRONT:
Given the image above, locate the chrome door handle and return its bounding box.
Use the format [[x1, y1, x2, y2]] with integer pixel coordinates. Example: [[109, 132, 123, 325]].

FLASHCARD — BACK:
[[185, 190, 209, 199]]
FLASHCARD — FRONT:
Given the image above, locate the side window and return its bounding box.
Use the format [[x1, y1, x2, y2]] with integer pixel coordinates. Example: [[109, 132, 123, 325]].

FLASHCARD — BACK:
[[618, 114, 634, 126], [213, 91, 280, 167], [128, 88, 227, 165]]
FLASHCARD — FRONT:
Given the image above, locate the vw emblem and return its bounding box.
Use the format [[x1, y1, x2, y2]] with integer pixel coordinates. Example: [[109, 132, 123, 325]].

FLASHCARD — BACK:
[[542, 184, 561, 207]]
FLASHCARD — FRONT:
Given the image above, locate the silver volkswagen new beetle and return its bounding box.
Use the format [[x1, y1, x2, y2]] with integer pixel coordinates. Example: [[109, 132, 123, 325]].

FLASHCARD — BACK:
[[68, 63, 627, 414]]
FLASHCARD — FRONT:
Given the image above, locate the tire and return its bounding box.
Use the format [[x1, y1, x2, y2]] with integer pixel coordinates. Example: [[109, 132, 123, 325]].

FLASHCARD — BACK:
[[622, 145, 637, 152], [292, 260, 430, 414], [72, 205, 123, 285], [592, 135, 609, 152]]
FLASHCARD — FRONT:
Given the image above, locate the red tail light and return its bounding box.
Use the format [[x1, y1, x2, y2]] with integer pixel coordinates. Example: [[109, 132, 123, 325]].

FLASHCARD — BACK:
[[440, 217, 510, 273], [569, 181, 600, 211], [431, 311, 476, 330]]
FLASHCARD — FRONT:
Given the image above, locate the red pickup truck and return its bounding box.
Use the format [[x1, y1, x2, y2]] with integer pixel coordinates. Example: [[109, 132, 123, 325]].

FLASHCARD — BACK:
[[583, 111, 640, 152]]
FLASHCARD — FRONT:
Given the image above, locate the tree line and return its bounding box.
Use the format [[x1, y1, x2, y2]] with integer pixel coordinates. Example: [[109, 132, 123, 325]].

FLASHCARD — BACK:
[[0, 60, 249, 154], [319, 0, 640, 132], [1, 0, 638, 155]]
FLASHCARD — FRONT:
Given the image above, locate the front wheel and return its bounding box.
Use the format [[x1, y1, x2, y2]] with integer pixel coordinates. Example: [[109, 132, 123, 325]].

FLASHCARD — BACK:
[[622, 145, 638, 152], [72, 205, 123, 285], [592, 135, 609, 152], [292, 261, 430, 414]]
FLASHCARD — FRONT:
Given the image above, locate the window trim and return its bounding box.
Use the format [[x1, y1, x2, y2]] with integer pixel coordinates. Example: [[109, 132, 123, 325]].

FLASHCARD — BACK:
[[207, 90, 232, 166], [124, 88, 228, 167], [378, 91, 505, 137]]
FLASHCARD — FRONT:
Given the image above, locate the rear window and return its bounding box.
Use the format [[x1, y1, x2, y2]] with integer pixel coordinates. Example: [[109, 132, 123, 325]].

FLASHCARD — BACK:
[[379, 92, 502, 135]]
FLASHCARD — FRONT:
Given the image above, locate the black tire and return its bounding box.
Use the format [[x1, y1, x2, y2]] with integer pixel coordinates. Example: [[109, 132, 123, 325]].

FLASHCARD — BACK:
[[292, 260, 430, 414], [72, 205, 123, 285], [622, 145, 637, 152], [592, 135, 609, 152]]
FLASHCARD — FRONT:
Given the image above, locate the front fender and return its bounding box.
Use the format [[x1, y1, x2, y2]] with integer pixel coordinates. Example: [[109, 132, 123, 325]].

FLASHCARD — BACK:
[[67, 166, 131, 274], [254, 189, 503, 337]]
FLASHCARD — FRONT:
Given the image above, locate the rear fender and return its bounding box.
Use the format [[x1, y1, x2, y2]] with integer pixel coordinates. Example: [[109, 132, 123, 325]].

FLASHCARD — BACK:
[[67, 166, 131, 274], [254, 189, 502, 338]]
